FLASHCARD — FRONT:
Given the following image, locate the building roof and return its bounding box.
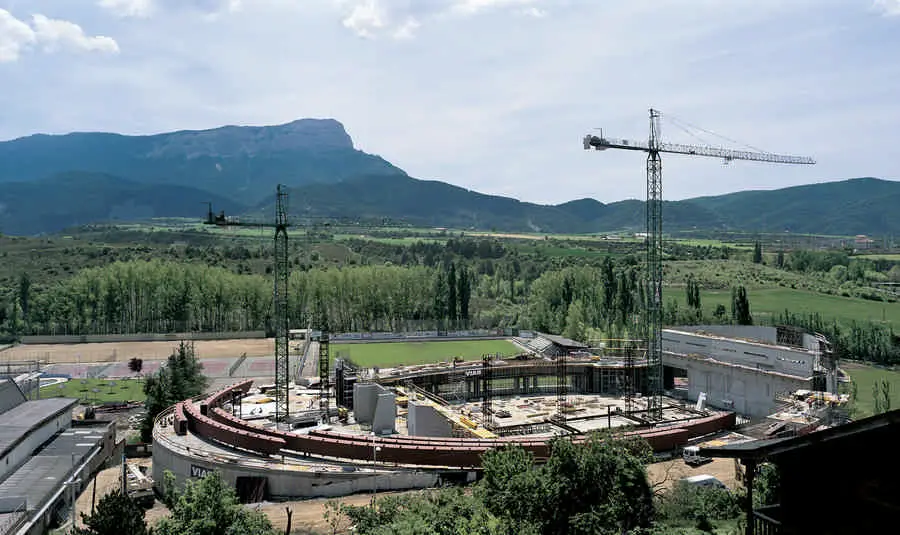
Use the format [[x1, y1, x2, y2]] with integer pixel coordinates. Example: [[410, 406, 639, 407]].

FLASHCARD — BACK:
[[539, 334, 589, 349], [0, 380, 26, 415], [0, 426, 106, 513], [700, 408, 900, 460], [0, 398, 79, 459]]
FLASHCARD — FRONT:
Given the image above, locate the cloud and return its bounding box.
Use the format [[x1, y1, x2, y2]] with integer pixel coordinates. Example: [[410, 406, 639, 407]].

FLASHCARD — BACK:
[[0, 9, 36, 62], [874, 0, 900, 16], [98, 0, 154, 18], [334, 0, 545, 39], [31, 15, 120, 54], [451, 0, 542, 16], [519, 6, 546, 18], [0, 9, 119, 62], [97, 0, 241, 18]]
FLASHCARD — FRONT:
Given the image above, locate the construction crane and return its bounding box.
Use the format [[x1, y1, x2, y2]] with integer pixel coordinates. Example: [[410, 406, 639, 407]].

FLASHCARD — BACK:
[[583, 108, 815, 420], [204, 185, 292, 425]]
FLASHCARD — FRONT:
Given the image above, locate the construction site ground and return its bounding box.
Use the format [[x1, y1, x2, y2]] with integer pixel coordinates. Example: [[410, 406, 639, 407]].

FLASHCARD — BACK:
[[75, 456, 739, 533], [647, 457, 740, 491], [74, 459, 417, 533]]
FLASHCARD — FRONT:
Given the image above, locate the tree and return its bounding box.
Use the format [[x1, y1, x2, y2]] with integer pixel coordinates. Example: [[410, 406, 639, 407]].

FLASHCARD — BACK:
[[70, 490, 149, 535], [685, 275, 701, 310], [752, 241, 762, 264], [754, 463, 780, 508], [154, 470, 277, 535], [713, 304, 728, 322], [343, 488, 514, 535], [601, 259, 617, 325], [731, 286, 752, 325], [874, 379, 892, 415], [140, 341, 207, 442], [563, 300, 588, 344], [323, 500, 352, 535], [433, 270, 448, 327], [776, 249, 785, 268], [447, 262, 458, 323], [479, 433, 654, 535], [18, 273, 30, 321], [458, 268, 471, 325], [128, 358, 143, 374]]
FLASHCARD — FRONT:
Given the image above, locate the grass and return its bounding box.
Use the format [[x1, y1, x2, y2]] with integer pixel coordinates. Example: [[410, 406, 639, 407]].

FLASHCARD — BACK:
[[331, 340, 521, 368], [41, 377, 146, 403], [843, 362, 900, 418], [670, 287, 900, 327], [856, 254, 900, 261], [657, 520, 742, 535]]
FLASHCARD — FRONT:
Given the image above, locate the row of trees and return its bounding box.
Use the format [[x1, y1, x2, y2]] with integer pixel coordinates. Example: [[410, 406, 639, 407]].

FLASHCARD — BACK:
[[1, 260, 477, 336], [776, 310, 900, 365], [334, 431, 773, 534]]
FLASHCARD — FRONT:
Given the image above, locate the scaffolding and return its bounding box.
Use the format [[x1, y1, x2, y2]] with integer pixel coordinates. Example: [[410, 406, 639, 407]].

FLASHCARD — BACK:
[[318, 332, 330, 422], [555, 353, 568, 423], [481, 354, 493, 429], [334, 358, 358, 410]]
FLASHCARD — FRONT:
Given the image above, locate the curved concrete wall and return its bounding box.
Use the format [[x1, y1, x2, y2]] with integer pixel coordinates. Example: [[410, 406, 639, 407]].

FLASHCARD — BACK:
[[152, 423, 439, 499]]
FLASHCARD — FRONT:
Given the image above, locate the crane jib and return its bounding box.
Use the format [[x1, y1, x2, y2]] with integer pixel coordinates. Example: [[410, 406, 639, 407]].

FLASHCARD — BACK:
[[584, 135, 815, 165]]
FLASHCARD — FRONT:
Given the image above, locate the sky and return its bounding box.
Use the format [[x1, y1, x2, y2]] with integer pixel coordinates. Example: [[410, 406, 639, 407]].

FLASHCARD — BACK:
[[0, 0, 898, 205]]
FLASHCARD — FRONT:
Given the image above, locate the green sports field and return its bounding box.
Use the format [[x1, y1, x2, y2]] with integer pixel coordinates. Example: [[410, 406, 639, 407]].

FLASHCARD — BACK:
[[331, 339, 521, 368], [41, 378, 146, 403], [843, 363, 900, 418]]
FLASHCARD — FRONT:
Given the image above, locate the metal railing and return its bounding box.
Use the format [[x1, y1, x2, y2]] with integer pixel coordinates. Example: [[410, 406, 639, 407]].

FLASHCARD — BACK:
[[753, 505, 783, 535]]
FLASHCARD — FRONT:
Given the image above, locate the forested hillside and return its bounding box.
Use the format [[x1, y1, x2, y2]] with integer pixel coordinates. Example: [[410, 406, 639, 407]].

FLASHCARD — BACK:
[[0, 119, 403, 203], [1, 117, 898, 235], [0, 172, 245, 235]]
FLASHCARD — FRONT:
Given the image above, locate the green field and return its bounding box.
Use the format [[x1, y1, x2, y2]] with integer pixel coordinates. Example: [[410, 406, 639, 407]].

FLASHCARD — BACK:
[[844, 363, 900, 418], [856, 254, 900, 261], [331, 340, 521, 367], [41, 378, 146, 403], [672, 287, 900, 327]]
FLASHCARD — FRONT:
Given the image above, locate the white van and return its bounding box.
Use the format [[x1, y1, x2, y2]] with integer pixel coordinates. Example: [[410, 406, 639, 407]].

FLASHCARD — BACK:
[[680, 474, 727, 490], [682, 445, 712, 466]]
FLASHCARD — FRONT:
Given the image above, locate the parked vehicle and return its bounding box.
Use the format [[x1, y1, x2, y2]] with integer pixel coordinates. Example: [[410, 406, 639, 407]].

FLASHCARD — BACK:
[[682, 445, 712, 466], [680, 474, 727, 490]]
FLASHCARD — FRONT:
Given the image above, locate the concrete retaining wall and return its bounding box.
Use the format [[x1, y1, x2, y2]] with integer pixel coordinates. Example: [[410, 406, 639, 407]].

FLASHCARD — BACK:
[[665, 352, 809, 418], [408, 401, 452, 438], [20, 331, 266, 345], [152, 436, 439, 499]]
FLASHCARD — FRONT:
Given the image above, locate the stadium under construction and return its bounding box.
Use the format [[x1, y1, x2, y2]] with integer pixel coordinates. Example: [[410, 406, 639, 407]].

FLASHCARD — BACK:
[[151, 326, 842, 500]]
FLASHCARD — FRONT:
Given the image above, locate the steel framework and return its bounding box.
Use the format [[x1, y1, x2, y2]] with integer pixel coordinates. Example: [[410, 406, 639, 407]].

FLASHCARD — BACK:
[[273, 185, 290, 423], [584, 108, 815, 420], [555, 353, 568, 423], [645, 110, 664, 418], [319, 331, 331, 422], [204, 184, 293, 423], [481, 354, 493, 429]]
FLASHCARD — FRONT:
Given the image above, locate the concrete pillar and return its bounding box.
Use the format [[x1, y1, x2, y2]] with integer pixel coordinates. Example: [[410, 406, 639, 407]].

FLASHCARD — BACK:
[[744, 458, 757, 535], [373, 392, 396, 435]]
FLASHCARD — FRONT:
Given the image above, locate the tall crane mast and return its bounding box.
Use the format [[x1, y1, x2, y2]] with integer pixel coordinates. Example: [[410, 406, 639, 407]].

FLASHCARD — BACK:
[[204, 185, 293, 425], [583, 108, 815, 420]]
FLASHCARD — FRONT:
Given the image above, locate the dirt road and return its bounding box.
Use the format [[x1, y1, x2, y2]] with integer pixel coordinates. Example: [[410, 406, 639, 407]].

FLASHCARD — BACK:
[[647, 457, 741, 491], [3, 338, 273, 364]]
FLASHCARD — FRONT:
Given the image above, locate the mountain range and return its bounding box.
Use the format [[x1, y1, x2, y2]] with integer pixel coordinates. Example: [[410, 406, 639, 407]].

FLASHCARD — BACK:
[[0, 119, 896, 236]]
